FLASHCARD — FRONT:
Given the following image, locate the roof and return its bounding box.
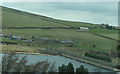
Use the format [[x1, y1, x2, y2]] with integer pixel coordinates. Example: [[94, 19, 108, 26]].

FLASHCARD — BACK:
[[12, 36, 21, 39], [61, 40, 74, 44], [80, 27, 89, 29], [41, 37, 49, 40]]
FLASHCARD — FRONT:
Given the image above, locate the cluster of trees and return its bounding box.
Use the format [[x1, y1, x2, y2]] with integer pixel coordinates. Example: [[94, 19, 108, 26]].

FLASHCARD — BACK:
[[58, 63, 88, 74], [115, 44, 120, 69], [105, 24, 113, 29], [2, 52, 88, 73], [101, 23, 115, 30], [85, 53, 111, 62]]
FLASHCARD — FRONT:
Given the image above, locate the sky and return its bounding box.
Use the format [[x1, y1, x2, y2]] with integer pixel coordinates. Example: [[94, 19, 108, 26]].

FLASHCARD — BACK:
[[1, 1, 119, 26], [0, 0, 119, 2]]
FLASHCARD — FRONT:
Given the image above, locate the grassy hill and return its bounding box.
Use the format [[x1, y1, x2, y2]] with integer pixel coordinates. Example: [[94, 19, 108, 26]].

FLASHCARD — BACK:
[[2, 6, 68, 27], [2, 6, 118, 55], [2, 6, 101, 28]]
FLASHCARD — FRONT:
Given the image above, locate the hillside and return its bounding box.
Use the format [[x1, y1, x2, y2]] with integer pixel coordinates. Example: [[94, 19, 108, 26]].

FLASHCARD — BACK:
[[2, 6, 119, 64], [2, 6, 101, 28], [2, 6, 67, 27]]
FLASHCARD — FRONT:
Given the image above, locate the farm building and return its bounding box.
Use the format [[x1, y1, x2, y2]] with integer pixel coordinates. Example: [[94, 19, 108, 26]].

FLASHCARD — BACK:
[[56, 40, 74, 47], [77, 27, 89, 32], [56, 40, 74, 44], [10, 36, 21, 40], [62, 40, 74, 47]]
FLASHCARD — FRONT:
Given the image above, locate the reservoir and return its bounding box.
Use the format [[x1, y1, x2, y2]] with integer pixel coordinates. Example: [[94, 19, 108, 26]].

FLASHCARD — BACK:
[[0, 53, 115, 72]]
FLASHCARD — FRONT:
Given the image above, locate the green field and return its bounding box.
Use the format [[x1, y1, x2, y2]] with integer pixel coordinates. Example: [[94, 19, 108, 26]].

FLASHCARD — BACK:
[[90, 28, 118, 40], [2, 29, 118, 52]]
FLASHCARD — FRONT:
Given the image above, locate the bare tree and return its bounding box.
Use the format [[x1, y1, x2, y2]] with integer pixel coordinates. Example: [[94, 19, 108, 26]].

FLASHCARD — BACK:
[[2, 51, 56, 72]]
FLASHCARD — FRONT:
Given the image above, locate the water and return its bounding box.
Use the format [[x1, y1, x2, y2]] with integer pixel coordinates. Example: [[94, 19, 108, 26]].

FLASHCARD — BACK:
[[0, 53, 114, 72]]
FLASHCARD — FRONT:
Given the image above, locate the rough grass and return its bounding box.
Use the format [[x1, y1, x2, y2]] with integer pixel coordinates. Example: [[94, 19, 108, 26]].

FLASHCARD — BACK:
[[2, 44, 37, 52], [2, 38, 23, 43], [54, 20, 101, 28], [2, 11, 68, 27]]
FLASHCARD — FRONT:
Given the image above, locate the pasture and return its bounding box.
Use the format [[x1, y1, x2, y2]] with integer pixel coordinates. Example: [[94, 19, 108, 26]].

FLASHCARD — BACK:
[[2, 29, 118, 53], [90, 28, 118, 40]]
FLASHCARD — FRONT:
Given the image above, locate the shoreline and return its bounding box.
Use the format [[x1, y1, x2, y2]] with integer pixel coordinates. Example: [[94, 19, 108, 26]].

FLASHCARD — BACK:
[[0, 51, 120, 72], [0, 51, 53, 56]]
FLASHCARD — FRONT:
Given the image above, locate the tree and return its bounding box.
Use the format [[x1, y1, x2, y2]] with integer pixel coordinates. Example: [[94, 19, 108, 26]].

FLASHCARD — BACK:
[[105, 24, 109, 29], [76, 65, 88, 74], [2, 51, 56, 72], [105, 24, 113, 29], [93, 45, 96, 48], [58, 64, 67, 72], [66, 63, 74, 72], [58, 63, 74, 73], [59, 63, 88, 74]]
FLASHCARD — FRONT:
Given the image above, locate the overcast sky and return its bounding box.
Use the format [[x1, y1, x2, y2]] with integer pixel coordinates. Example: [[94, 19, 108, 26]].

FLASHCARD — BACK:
[[1, 2, 118, 26]]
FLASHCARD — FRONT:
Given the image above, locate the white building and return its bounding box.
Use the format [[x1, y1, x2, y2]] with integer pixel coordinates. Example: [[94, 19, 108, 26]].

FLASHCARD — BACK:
[[77, 27, 89, 32]]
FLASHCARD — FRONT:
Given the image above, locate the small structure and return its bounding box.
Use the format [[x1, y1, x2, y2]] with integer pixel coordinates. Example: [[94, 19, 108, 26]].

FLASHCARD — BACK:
[[41, 37, 49, 40], [77, 27, 89, 32], [10, 36, 21, 40], [22, 39, 32, 42]]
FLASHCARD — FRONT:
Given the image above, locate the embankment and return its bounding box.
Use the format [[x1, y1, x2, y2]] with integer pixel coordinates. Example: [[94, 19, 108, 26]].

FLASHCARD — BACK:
[[59, 53, 120, 72]]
